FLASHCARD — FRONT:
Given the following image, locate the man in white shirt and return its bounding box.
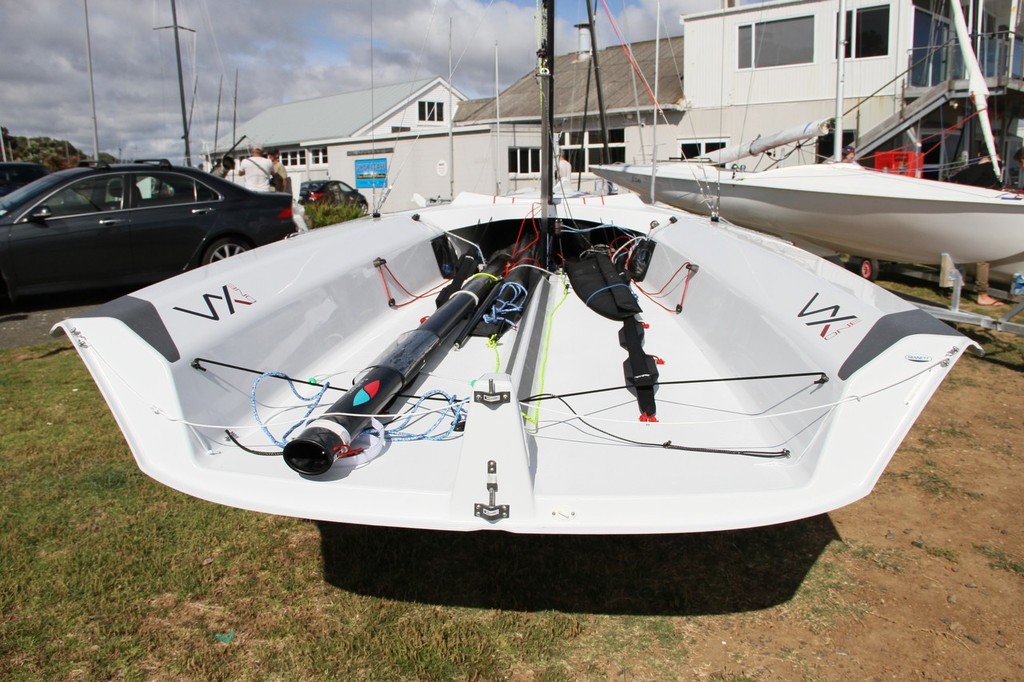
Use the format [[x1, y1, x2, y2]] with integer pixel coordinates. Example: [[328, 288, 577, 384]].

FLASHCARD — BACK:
[[238, 144, 275, 192]]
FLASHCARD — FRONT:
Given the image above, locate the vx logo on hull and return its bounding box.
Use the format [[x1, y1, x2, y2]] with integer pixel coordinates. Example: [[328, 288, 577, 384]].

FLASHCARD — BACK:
[[173, 285, 255, 320], [798, 292, 859, 340]]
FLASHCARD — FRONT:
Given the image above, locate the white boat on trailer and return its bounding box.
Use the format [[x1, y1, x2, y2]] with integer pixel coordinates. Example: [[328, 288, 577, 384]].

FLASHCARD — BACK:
[[56, 189, 973, 534], [590, 160, 1024, 283]]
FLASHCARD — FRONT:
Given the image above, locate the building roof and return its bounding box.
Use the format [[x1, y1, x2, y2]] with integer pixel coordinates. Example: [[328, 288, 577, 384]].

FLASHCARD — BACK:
[[219, 77, 449, 151], [455, 38, 685, 124]]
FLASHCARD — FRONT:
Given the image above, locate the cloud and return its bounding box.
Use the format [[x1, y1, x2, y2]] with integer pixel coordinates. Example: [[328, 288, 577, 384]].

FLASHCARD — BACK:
[[0, 0, 720, 163]]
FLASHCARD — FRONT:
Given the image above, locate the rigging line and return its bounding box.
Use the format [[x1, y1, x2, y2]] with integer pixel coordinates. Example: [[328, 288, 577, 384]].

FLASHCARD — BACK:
[[617, 0, 646, 161], [543, 394, 790, 458], [525, 272, 571, 428], [368, 0, 441, 201], [841, 39, 957, 123], [190, 358, 467, 409], [449, 0, 498, 76], [197, 0, 226, 82], [599, 0, 659, 115], [521, 371, 828, 404], [527, 356, 952, 428]]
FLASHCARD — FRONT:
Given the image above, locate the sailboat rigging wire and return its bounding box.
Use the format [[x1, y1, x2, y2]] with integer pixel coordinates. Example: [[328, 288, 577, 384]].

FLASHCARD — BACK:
[[537, 393, 791, 458], [599, 0, 660, 117], [521, 371, 828, 404], [78, 332, 953, 441]]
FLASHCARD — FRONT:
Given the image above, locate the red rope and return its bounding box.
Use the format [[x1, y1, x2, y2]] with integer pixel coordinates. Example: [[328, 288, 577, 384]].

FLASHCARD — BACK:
[[635, 261, 697, 313], [374, 260, 447, 308]]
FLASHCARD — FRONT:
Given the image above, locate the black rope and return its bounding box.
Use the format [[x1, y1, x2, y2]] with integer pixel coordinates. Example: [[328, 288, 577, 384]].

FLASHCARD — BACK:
[[191, 357, 453, 403], [192, 357, 345, 393], [204, 358, 807, 459], [539, 394, 790, 459], [520, 371, 828, 404], [225, 430, 283, 456]]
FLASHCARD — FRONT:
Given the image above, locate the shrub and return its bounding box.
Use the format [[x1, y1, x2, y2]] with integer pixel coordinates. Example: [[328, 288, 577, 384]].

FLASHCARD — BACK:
[[303, 201, 367, 229]]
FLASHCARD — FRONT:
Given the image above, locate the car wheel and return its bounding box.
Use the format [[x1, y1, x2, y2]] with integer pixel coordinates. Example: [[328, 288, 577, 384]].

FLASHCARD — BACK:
[[202, 237, 250, 265]]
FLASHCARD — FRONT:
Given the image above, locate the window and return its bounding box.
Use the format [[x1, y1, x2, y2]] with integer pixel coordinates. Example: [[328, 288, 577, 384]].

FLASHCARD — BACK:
[[559, 128, 627, 169], [308, 147, 328, 165], [508, 147, 541, 174], [281, 150, 306, 167], [678, 140, 727, 160], [133, 173, 211, 206], [840, 5, 890, 59], [418, 101, 444, 122], [738, 16, 814, 69], [44, 176, 119, 217]]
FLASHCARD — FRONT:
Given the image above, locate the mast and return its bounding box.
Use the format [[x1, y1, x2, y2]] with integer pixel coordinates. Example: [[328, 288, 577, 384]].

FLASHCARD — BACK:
[[538, 0, 555, 208], [495, 42, 502, 195], [154, 0, 193, 165], [169, 0, 190, 163], [170, 0, 191, 165], [214, 74, 223, 162], [539, 0, 555, 224], [84, 0, 100, 160], [448, 19, 455, 201], [834, 0, 847, 161], [585, 0, 610, 166], [650, 2, 661, 203], [950, 0, 1001, 176]]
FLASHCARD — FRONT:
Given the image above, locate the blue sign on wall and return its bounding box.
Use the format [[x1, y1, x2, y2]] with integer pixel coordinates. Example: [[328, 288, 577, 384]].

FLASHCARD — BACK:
[[355, 158, 387, 188]]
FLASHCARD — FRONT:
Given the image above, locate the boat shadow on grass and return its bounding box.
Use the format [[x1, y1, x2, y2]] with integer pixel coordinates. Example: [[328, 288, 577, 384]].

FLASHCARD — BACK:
[[317, 515, 839, 616]]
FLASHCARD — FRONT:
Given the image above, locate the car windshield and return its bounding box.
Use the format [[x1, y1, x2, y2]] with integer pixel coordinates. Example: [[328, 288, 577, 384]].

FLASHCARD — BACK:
[[0, 173, 67, 217]]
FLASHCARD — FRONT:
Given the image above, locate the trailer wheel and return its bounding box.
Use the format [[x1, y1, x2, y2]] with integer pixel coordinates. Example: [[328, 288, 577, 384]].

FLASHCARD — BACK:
[[857, 257, 880, 281]]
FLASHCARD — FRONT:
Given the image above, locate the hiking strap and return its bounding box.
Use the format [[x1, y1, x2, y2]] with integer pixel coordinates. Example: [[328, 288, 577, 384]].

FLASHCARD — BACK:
[[619, 316, 659, 418]]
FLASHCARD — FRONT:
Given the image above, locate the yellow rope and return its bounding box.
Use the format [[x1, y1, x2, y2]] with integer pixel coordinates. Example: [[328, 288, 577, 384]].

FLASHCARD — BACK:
[[525, 273, 569, 429], [487, 334, 501, 372]]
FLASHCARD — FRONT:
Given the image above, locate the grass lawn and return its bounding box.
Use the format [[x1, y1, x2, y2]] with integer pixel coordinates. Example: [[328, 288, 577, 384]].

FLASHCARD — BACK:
[[1, 273, 1021, 680]]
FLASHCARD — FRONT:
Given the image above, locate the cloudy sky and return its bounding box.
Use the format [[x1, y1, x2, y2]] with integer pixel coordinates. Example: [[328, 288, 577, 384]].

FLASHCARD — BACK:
[[1, 0, 725, 163]]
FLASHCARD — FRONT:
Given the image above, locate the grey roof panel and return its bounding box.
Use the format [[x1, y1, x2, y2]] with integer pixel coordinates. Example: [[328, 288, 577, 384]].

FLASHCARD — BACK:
[[221, 78, 439, 150], [456, 38, 684, 123]]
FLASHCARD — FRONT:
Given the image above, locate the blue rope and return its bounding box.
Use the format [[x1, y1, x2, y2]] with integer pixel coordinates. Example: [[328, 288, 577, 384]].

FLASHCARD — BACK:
[[585, 283, 636, 308], [371, 390, 467, 442], [483, 281, 528, 325], [250, 372, 330, 448]]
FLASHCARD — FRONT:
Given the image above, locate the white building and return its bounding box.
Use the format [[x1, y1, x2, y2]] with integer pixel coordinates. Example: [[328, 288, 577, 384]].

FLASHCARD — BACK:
[[223, 0, 1024, 209], [220, 40, 683, 212], [679, 0, 1024, 178], [215, 77, 483, 211]]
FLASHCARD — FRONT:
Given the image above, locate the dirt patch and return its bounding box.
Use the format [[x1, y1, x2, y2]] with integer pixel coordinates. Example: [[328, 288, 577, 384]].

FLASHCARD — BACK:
[[0, 289, 130, 350], [628, 343, 1024, 680]]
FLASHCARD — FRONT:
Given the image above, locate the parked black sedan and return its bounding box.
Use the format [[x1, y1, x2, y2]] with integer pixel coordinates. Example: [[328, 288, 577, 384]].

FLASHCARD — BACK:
[[0, 160, 297, 303]]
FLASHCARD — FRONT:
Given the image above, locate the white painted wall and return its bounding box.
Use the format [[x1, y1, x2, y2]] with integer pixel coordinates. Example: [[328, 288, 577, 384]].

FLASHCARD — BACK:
[[680, 0, 915, 162]]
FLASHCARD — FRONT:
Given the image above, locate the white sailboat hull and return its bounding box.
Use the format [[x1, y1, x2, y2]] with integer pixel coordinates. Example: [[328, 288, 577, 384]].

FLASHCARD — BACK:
[[57, 192, 972, 533], [592, 162, 1024, 282]]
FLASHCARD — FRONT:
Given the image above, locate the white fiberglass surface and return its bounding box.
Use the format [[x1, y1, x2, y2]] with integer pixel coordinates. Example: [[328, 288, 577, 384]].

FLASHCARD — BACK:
[[173, 268, 832, 499]]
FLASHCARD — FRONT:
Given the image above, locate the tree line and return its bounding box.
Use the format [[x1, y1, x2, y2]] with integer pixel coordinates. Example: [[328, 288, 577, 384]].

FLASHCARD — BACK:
[[1, 127, 116, 170]]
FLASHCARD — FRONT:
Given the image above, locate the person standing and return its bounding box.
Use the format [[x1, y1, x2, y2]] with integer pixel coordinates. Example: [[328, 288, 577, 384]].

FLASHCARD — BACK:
[[237, 145, 275, 192], [949, 153, 1002, 305], [557, 153, 572, 183], [211, 155, 235, 178], [268, 149, 290, 194]]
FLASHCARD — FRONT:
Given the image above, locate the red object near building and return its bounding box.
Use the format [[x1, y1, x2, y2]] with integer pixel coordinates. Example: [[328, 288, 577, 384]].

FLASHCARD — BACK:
[[873, 151, 924, 177]]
